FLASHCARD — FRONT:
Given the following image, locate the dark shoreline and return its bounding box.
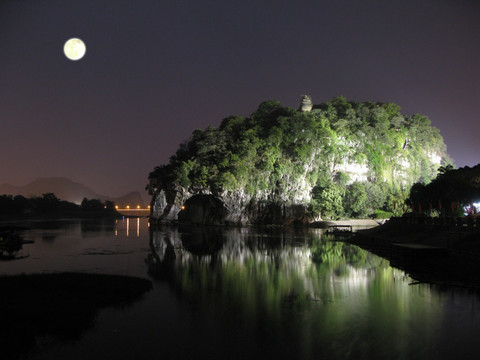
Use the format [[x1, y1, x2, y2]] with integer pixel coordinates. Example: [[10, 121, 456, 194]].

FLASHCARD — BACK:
[[346, 220, 480, 289], [0, 272, 152, 359]]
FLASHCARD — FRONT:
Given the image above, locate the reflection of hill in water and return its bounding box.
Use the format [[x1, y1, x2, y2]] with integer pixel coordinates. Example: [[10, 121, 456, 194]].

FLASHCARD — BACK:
[[146, 227, 456, 360], [147, 227, 407, 319]]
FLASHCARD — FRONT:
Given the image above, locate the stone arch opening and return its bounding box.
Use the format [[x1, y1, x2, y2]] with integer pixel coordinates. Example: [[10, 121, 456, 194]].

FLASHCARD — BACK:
[[177, 194, 228, 225]]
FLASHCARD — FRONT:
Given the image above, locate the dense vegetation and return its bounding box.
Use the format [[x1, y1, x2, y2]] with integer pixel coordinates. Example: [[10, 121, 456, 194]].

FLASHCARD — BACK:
[[408, 164, 480, 216], [149, 96, 449, 219], [0, 193, 119, 219]]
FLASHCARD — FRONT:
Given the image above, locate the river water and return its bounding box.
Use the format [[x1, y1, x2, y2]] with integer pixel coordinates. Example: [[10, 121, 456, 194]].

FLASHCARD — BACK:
[[2, 218, 480, 360]]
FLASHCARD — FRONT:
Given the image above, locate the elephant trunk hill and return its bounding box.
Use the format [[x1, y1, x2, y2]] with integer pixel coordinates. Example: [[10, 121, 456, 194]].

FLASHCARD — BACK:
[[147, 96, 449, 225]]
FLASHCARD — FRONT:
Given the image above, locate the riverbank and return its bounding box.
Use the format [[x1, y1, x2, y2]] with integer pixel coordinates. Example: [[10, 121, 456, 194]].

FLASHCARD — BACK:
[[347, 219, 480, 288]]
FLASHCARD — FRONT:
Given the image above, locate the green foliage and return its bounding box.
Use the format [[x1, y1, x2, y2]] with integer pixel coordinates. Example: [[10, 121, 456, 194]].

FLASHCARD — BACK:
[[364, 182, 387, 212], [335, 172, 350, 187], [407, 164, 480, 216], [218, 171, 238, 191], [148, 97, 449, 219], [344, 182, 368, 218], [373, 209, 394, 219], [311, 182, 345, 219]]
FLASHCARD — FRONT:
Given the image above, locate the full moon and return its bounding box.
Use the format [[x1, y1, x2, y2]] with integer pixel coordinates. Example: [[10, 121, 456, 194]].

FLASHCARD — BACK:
[[64, 38, 86, 61]]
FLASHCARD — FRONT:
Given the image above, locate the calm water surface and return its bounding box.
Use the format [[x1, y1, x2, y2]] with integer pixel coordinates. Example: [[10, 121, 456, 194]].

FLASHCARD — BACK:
[[2, 218, 480, 360]]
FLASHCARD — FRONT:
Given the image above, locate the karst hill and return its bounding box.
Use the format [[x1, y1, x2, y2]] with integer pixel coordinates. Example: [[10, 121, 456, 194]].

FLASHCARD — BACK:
[[147, 96, 450, 225]]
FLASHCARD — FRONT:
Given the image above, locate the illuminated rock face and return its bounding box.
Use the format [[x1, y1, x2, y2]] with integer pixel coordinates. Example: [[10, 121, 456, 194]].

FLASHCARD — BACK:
[[148, 97, 449, 225], [148, 152, 443, 225], [150, 186, 312, 225]]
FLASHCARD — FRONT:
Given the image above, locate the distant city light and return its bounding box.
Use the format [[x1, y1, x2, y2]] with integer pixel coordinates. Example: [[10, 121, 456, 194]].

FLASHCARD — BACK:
[[126, 205, 130, 209], [181, 205, 186, 210]]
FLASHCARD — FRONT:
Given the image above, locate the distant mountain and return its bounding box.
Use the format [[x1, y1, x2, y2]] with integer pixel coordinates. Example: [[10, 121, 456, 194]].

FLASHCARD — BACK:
[[0, 183, 19, 195], [0, 177, 102, 204], [0, 177, 147, 207], [114, 192, 147, 208]]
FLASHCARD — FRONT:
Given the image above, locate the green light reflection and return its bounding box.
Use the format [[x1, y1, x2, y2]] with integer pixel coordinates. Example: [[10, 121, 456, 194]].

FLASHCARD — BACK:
[[147, 227, 445, 359]]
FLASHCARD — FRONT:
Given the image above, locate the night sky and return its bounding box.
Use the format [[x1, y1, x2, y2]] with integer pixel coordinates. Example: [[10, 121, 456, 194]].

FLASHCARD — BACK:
[[1, 0, 479, 198]]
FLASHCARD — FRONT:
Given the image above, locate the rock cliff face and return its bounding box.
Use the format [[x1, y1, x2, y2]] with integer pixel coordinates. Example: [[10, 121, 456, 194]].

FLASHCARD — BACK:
[[150, 186, 310, 225], [148, 97, 449, 225]]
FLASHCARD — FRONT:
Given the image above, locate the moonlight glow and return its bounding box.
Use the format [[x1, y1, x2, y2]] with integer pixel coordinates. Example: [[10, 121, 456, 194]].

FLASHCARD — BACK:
[[64, 38, 86, 61]]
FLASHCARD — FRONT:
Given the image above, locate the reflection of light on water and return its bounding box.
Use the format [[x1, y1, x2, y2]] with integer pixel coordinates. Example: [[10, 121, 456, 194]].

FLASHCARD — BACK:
[[150, 230, 186, 261], [143, 228, 462, 358], [114, 217, 142, 237], [335, 267, 369, 289], [149, 229, 418, 307]]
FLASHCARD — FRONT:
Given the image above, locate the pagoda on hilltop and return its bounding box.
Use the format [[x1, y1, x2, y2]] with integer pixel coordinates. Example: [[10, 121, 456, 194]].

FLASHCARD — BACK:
[[299, 94, 312, 112]]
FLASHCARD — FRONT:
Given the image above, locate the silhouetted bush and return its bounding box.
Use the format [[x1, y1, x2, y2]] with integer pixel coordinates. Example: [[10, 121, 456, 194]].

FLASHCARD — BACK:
[[0, 193, 120, 219]]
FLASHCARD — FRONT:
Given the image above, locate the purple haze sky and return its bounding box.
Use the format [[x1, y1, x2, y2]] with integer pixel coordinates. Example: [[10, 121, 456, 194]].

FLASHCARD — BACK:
[[1, 0, 479, 198]]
